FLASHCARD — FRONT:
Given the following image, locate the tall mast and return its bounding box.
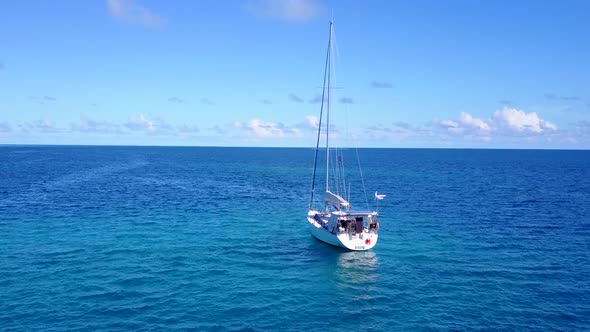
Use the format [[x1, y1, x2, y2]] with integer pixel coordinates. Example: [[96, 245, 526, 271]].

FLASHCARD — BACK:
[[309, 21, 333, 210], [325, 21, 333, 194]]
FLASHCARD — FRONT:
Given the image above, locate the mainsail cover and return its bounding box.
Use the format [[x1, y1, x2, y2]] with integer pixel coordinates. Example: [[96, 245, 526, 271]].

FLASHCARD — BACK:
[[325, 190, 350, 209]]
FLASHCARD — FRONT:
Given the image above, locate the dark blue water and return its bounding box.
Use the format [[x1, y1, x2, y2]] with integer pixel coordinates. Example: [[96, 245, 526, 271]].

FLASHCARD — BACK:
[[1, 146, 589, 331]]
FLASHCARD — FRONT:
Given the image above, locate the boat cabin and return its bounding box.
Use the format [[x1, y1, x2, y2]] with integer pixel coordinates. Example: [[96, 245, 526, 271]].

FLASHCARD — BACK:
[[325, 211, 379, 235]]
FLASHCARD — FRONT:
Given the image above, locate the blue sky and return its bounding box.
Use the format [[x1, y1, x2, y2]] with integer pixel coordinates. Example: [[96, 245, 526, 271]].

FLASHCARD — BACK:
[[1, 0, 589, 148]]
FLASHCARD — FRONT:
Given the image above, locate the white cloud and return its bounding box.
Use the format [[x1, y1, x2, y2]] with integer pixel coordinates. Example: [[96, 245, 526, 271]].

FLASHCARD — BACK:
[[234, 118, 302, 138], [459, 112, 491, 131], [439, 119, 459, 128], [37, 119, 56, 131], [245, 0, 323, 22], [305, 115, 319, 129], [436, 107, 556, 139], [125, 113, 155, 132], [71, 117, 118, 133], [493, 107, 557, 133], [106, 0, 166, 27], [437, 119, 463, 134], [438, 113, 490, 135], [295, 115, 320, 132], [19, 119, 60, 133], [70, 115, 199, 137]]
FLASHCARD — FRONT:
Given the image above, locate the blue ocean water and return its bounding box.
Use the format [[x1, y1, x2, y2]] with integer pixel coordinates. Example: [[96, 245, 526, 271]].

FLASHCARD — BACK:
[[1, 146, 589, 331]]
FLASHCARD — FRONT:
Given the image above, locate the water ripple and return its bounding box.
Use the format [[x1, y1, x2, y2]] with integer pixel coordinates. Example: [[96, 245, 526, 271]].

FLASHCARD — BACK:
[[1, 147, 589, 330]]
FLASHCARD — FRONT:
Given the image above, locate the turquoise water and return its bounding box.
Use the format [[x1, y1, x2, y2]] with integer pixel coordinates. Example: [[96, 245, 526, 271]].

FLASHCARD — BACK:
[[1, 146, 589, 330]]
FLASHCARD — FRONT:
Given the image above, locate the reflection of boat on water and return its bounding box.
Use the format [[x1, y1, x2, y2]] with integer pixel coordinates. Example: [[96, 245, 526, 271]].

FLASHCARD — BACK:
[[338, 251, 378, 270], [306, 21, 385, 251], [335, 251, 379, 284]]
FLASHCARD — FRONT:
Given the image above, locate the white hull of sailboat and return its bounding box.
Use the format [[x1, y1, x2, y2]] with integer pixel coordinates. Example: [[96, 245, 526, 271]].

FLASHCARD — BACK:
[[307, 211, 378, 251]]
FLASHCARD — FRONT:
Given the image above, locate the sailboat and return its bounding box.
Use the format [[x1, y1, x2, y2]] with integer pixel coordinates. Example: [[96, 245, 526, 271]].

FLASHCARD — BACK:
[[307, 22, 383, 251]]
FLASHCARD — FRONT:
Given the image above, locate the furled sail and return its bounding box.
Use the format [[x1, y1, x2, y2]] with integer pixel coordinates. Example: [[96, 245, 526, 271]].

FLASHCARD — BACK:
[[325, 190, 350, 210]]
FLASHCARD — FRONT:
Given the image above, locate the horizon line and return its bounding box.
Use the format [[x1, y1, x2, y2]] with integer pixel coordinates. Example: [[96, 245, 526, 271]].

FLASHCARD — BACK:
[[1, 143, 588, 151]]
